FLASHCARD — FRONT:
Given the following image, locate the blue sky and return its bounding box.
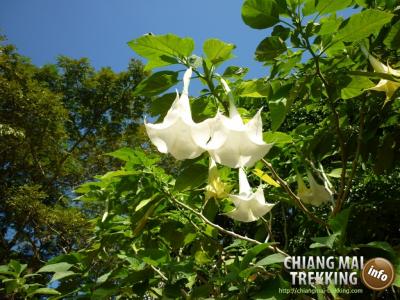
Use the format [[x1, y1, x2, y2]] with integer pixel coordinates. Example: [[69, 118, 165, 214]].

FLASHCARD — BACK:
[[1, 0, 271, 79]]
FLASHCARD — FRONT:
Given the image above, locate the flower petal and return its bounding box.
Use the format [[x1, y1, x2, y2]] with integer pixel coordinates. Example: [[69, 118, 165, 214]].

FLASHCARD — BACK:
[[145, 67, 212, 160], [226, 169, 275, 222], [207, 114, 271, 168], [238, 168, 252, 196]]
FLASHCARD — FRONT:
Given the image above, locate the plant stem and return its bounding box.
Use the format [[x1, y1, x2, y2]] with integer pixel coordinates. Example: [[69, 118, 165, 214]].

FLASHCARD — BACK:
[[261, 159, 328, 227], [192, 67, 230, 113], [164, 189, 289, 256], [294, 18, 347, 209], [335, 104, 365, 213]]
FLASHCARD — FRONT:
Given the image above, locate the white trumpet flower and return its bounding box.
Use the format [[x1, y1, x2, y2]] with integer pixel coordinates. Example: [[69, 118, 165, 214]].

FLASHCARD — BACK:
[[225, 168, 275, 222], [206, 79, 272, 168], [297, 171, 332, 207], [361, 46, 400, 101], [145, 68, 214, 160]]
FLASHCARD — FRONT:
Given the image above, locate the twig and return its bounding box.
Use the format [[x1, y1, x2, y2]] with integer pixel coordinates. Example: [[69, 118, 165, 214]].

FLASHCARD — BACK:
[[295, 19, 348, 208], [281, 204, 289, 251], [261, 159, 328, 227], [150, 265, 168, 281], [335, 105, 365, 213], [164, 189, 289, 256]]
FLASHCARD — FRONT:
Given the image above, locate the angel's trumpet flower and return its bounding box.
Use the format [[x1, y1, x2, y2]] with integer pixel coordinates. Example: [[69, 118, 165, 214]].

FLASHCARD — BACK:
[[225, 168, 275, 222], [361, 46, 400, 101], [297, 171, 332, 207], [206, 79, 272, 168], [145, 68, 214, 160]]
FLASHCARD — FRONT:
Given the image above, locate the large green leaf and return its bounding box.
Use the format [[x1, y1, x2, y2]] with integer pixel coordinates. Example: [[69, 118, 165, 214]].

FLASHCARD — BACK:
[[203, 39, 235, 65], [106, 147, 137, 162], [175, 163, 208, 191], [268, 98, 287, 131], [310, 233, 340, 249], [263, 131, 292, 145], [255, 253, 286, 266], [128, 34, 194, 70], [357, 241, 397, 259], [341, 76, 374, 99], [335, 9, 393, 42], [303, 0, 352, 16], [384, 20, 400, 50], [241, 0, 280, 29], [252, 276, 290, 299], [255, 36, 287, 62], [37, 262, 72, 273], [50, 271, 77, 283], [223, 66, 249, 78], [133, 71, 179, 97], [150, 92, 176, 119], [27, 288, 61, 297], [236, 80, 270, 97], [241, 244, 270, 269]]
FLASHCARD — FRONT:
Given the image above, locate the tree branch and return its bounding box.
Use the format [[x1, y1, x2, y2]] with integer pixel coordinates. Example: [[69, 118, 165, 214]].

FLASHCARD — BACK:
[[164, 189, 289, 257], [261, 159, 328, 227], [334, 105, 365, 214], [295, 20, 347, 208]]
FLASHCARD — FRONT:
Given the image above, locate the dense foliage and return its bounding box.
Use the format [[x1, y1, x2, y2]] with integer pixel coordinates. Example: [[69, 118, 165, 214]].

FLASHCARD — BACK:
[[0, 38, 147, 268], [1, 0, 400, 299]]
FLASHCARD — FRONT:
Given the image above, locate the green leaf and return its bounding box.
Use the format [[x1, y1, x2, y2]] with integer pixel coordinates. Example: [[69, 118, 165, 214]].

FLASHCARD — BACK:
[[37, 262, 72, 273], [50, 271, 77, 282], [384, 20, 400, 50], [128, 34, 194, 70], [195, 250, 212, 265], [318, 14, 343, 36], [310, 233, 339, 249], [252, 276, 290, 299], [27, 287, 61, 297], [341, 76, 375, 99], [329, 208, 350, 244], [175, 163, 208, 191], [150, 92, 176, 118], [263, 132, 292, 145], [223, 66, 249, 78], [303, 0, 352, 16], [140, 249, 168, 266], [203, 39, 235, 65], [100, 169, 138, 180], [358, 241, 396, 259], [269, 98, 287, 131], [9, 260, 26, 275], [327, 168, 342, 178], [236, 80, 270, 97], [255, 253, 286, 267], [106, 147, 137, 162], [133, 71, 179, 97], [335, 9, 393, 42], [241, 0, 280, 29], [135, 194, 158, 212], [348, 70, 400, 82], [241, 244, 270, 269], [255, 37, 287, 62], [271, 25, 291, 40]]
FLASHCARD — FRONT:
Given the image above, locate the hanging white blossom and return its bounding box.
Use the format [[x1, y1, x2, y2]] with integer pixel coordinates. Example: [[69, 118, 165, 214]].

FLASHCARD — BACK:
[[297, 171, 332, 207], [206, 78, 272, 168], [145, 68, 214, 160], [225, 168, 275, 222], [361, 46, 400, 101]]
